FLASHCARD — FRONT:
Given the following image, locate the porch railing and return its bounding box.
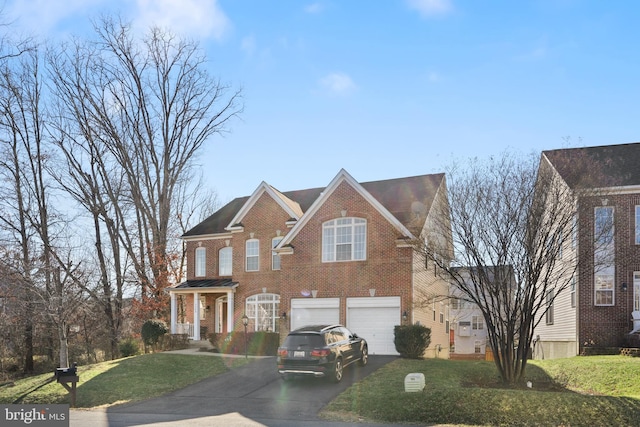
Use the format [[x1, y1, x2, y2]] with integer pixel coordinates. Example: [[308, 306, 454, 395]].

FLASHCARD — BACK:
[[175, 322, 194, 337]]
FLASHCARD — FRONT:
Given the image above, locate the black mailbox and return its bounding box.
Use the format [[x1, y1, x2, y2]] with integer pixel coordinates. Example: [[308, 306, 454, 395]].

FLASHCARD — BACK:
[[53, 362, 79, 407], [54, 363, 77, 380]]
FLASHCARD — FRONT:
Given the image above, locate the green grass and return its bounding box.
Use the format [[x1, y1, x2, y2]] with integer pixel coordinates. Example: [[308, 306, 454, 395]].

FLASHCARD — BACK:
[[3, 353, 638, 426], [321, 356, 640, 427], [0, 353, 250, 408]]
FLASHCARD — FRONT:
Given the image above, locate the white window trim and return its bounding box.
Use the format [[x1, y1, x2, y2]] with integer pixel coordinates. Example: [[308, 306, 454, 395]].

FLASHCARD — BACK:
[[219, 247, 232, 276], [594, 206, 615, 306], [634, 272, 640, 312], [245, 293, 280, 332], [545, 288, 554, 325], [195, 247, 206, 277], [272, 237, 283, 271], [472, 315, 484, 330], [594, 274, 615, 306], [246, 239, 259, 272], [321, 217, 367, 262], [635, 206, 640, 245]]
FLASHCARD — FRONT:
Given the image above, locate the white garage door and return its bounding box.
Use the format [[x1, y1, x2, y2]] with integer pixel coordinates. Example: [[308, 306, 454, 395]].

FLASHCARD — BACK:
[[347, 297, 400, 355], [290, 298, 340, 331]]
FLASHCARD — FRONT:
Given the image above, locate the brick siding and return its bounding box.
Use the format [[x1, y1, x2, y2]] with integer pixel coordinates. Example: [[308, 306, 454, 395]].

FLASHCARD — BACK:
[[577, 193, 640, 350]]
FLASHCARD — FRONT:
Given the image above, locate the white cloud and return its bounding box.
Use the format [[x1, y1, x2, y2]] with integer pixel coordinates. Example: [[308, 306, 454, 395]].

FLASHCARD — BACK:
[[407, 0, 453, 18], [304, 2, 324, 14], [5, 0, 103, 36], [134, 0, 231, 41], [319, 72, 357, 96], [427, 71, 440, 82]]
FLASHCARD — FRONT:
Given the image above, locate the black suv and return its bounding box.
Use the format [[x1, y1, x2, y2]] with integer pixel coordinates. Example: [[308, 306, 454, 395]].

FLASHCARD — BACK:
[[277, 324, 368, 382]]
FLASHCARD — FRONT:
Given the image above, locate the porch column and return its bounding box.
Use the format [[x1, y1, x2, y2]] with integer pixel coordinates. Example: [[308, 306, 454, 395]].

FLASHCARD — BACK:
[[227, 290, 234, 333], [193, 291, 201, 340], [170, 292, 177, 334]]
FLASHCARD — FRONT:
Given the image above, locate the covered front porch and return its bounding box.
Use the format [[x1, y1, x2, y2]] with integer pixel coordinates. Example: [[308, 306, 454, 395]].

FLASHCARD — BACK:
[[169, 279, 238, 341]]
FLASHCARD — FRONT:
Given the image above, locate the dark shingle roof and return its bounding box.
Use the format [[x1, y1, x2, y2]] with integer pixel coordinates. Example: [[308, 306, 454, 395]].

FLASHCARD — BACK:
[[183, 172, 445, 238], [173, 279, 237, 289], [543, 142, 640, 189]]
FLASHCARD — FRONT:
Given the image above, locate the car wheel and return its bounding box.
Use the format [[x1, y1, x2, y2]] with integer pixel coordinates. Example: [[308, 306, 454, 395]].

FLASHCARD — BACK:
[[359, 346, 368, 367], [332, 358, 343, 383]]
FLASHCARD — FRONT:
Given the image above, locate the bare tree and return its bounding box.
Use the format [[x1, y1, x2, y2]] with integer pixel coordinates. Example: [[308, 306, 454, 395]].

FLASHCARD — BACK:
[[47, 16, 242, 321], [171, 172, 220, 284], [0, 47, 88, 369], [414, 151, 610, 384]]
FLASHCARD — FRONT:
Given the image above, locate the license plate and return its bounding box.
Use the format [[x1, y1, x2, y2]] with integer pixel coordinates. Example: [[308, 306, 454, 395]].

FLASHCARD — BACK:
[[294, 351, 305, 357]]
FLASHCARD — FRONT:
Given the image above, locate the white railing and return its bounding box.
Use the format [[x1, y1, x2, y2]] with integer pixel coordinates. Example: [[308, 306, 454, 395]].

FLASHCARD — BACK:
[[176, 322, 194, 337]]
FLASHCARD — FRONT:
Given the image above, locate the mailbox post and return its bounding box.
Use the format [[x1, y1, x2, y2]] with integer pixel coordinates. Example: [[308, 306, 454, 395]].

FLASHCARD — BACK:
[[54, 363, 79, 407]]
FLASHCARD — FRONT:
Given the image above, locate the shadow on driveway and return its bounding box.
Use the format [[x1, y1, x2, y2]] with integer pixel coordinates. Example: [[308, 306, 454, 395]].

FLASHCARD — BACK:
[[72, 355, 397, 427]]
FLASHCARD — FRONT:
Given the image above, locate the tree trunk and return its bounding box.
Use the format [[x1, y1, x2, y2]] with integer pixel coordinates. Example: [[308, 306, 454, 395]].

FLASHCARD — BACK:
[[59, 325, 69, 368]]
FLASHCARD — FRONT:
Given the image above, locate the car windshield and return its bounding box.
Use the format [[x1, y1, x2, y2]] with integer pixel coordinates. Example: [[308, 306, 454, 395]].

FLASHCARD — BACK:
[[283, 333, 325, 348]]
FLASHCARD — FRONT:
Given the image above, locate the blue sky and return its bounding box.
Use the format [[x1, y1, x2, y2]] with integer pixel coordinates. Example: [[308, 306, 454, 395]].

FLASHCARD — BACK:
[[5, 0, 640, 202]]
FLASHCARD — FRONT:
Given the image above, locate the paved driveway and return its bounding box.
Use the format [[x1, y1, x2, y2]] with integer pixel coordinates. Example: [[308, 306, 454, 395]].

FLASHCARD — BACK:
[[71, 355, 399, 427]]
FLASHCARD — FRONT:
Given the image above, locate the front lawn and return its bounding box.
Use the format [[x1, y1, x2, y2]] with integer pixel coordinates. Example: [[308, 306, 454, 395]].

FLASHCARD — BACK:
[[0, 353, 250, 407], [321, 356, 640, 426]]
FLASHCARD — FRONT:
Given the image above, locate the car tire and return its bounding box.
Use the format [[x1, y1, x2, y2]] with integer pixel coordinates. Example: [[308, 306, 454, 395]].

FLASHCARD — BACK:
[[332, 358, 343, 383], [359, 346, 368, 367]]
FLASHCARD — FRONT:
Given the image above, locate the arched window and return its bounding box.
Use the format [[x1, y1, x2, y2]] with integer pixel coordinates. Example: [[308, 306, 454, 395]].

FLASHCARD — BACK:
[[322, 217, 366, 262], [246, 293, 280, 332], [219, 247, 232, 276], [195, 247, 206, 277]]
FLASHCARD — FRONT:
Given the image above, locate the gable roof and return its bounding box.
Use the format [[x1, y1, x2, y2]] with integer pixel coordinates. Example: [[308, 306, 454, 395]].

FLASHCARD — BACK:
[[183, 169, 445, 239], [542, 142, 640, 189], [225, 182, 304, 231]]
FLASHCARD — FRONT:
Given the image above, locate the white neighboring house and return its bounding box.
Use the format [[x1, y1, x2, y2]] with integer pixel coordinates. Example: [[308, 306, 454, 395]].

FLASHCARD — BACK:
[[449, 270, 488, 358]]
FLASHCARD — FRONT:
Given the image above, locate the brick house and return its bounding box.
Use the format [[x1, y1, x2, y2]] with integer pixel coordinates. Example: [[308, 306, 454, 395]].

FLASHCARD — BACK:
[[169, 169, 451, 356], [533, 142, 640, 359]]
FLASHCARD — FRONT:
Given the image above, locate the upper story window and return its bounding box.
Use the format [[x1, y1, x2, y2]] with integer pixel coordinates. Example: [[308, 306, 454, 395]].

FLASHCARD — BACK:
[[472, 315, 484, 330], [195, 247, 206, 277], [246, 239, 259, 272], [594, 206, 614, 246], [635, 206, 640, 245], [594, 206, 615, 306], [219, 247, 232, 276], [272, 237, 283, 270], [322, 217, 366, 262]]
